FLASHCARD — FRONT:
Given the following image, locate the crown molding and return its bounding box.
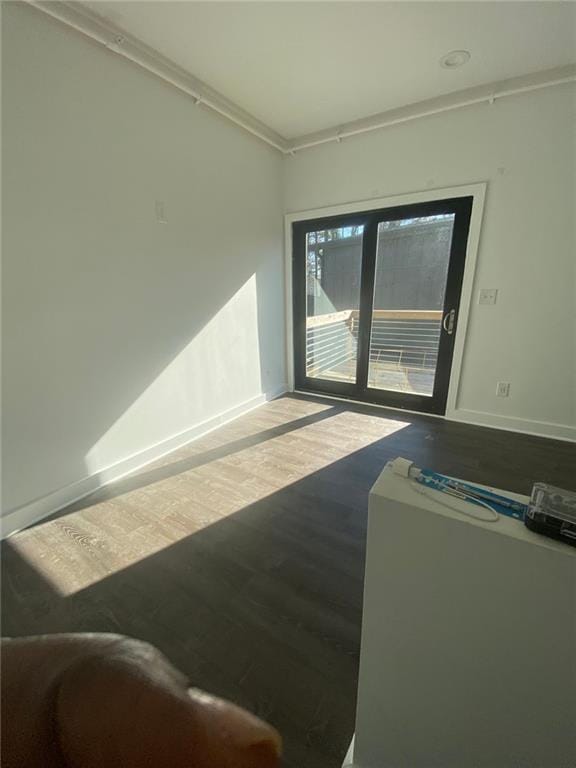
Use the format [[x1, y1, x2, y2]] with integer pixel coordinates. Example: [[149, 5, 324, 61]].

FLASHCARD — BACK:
[[25, 2, 576, 156], [287, 63, 576, 153], [26, 0, 290, 153]]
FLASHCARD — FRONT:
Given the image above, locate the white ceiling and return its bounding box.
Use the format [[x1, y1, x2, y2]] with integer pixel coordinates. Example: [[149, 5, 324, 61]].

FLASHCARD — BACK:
[[83, 1, 576, 139]]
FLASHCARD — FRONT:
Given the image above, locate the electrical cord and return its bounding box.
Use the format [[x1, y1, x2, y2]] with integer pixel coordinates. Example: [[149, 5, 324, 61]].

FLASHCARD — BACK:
[[409, 479, 500, 523]]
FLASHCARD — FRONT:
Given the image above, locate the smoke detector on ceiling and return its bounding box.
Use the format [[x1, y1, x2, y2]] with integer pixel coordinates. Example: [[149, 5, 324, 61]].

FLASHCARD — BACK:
[[440, 50, 471, 69]]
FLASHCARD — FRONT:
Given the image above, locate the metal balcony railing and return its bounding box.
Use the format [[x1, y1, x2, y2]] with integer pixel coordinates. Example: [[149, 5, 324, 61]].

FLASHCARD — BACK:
[[306, 310, 357, 379], [306, 309, 442, 391], [367, 310, 442, 371]]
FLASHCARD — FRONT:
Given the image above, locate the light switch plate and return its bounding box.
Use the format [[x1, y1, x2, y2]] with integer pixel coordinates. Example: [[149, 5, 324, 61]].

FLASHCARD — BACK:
[[479, 288, 498, 305], [155, 200, 167, 224]]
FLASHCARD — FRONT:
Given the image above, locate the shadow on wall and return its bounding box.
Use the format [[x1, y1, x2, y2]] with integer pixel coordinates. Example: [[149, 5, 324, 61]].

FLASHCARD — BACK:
[[255, 250, 287, 396], [2, 1, 285, 517], [3, 243, 284, 515]]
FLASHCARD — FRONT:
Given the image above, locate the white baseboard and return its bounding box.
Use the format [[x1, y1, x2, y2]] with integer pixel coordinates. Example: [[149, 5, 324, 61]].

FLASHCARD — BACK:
[[292, 389, 576, 444], [1, 385, 288, 539], [450, 408, 576, 443]]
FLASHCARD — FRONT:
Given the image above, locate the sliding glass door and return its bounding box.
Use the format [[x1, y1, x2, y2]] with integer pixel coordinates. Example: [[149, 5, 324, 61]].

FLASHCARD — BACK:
[[292, 197, 472, 414], [303, 222, 364, 385]]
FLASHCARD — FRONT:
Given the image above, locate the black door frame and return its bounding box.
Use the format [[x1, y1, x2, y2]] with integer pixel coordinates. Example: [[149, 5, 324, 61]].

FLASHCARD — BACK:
[[292, 196, 473, 415]]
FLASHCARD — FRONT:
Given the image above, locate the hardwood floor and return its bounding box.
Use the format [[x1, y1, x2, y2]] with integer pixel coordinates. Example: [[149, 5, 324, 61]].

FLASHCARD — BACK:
[[2, 394, 575, 767]]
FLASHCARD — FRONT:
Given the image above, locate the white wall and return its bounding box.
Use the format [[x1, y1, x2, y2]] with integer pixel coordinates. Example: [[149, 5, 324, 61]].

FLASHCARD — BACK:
[[1, 3, 285, 523], [284, 85, 576, 441], [2, 4, 574, 534]]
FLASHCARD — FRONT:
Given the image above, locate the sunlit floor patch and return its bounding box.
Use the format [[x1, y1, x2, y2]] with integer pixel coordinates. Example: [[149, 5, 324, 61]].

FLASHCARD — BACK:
[[9, 400, 410, 596]]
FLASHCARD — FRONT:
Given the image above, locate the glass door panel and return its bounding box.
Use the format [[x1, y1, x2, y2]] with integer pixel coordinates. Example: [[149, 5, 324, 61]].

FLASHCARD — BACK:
[[305, 225, 364, 384], [293, 196, 472, 415], [367, 214, 455, 395]]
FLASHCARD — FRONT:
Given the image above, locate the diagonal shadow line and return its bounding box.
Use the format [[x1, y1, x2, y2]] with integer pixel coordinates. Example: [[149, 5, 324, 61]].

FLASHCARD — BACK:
[[1, 403, 405, 617], [64, 404, 343, 514]]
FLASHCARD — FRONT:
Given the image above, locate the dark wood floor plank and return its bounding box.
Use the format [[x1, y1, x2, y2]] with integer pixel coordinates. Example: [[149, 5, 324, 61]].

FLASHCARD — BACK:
[[2, 393, 575, 767]]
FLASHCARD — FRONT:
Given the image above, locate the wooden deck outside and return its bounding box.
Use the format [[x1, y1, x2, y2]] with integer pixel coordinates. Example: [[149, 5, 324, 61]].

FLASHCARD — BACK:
[[306, 309, 441, 394], [313, 358, 435, 396]]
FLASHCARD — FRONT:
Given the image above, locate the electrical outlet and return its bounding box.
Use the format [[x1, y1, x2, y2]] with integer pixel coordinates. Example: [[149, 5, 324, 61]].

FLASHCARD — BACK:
[[479, 288, 498, 305], [496, 381, 510, 398]]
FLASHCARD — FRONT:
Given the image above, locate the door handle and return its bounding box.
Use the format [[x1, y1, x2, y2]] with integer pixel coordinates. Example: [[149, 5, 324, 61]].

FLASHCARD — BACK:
[[443, 309, 456, 335]]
